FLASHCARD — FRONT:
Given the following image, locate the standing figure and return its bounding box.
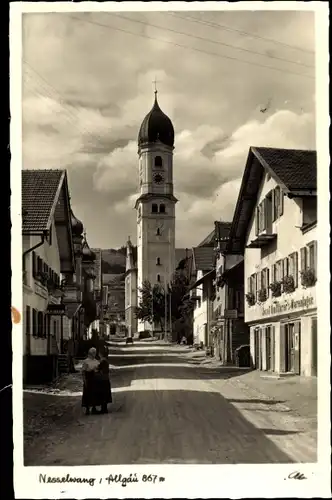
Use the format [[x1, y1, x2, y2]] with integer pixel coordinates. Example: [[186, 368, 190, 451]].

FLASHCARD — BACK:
[[81, 347, 99, 415], [96, 354, 112, 414]]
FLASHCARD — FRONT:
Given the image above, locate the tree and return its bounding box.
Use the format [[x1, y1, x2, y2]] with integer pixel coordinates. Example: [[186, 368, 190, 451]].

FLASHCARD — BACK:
[[135, 280, 166, 331]]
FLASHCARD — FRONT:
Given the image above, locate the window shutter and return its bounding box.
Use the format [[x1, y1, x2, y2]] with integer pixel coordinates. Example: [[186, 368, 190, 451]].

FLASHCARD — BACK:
[[261, 199, 266, 230], [271, 189, 275, 221], [282, 257, 288, 279], [255, 207, 259, 236], [32, 309, 37, 336], [313, 240, 317, 277], [300, 247, 307, 272], [271, 325, 276, 372], [247, 277, 251, 294], [266, 268, 270, 291], [32, 252, 36, 278], [26, 306, 31, 334], [271, 264, 275, 283], [279, 188, 284, 216], [294, 252, 298, 287], [253, 274, 257, 297]]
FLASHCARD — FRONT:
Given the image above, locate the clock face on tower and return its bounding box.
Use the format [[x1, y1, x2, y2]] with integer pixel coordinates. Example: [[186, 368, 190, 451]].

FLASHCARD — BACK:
[[153, 173, 164, 185]]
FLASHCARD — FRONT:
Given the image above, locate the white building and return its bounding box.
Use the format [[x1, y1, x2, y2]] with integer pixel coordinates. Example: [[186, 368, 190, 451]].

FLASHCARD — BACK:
[[125, 91, 187, 335], [22, 169, 76, 383], [227, 147, 317, 377]]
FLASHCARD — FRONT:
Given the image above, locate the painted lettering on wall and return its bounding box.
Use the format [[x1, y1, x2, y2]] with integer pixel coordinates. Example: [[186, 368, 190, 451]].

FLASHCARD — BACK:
[[262, 296, 314, 317]]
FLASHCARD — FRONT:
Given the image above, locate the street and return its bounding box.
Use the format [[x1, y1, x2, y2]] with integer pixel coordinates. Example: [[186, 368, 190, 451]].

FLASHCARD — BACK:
[[24, 340, 317, 465]]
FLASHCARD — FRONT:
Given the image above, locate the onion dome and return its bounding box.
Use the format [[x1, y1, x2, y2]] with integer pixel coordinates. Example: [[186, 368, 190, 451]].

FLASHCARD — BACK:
[[82, 233, 96, 262], [70, 210, 83, 237], [138, 91, 174, 148]]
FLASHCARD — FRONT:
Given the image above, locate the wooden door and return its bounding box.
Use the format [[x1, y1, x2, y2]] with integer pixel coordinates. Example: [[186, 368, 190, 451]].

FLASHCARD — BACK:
[[293, 321, 301, 375], [311, 317, 317, 376], [266, 326, 271, 371], [285, 323, 295, 372]]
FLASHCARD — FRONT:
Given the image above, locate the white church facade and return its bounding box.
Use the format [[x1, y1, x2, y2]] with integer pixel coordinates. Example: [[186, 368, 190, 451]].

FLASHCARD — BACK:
[[125, 91, 187, 336]]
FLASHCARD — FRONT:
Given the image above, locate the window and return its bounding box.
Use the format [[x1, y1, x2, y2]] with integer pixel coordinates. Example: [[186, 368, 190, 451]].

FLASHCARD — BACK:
[[288, 252, 299, 287], [159, 204, 166, 214], [152, 204, 158, 213], [155, 156, 163, 167], [248, 273, 257, 296], [261, 268, 270, 291], [255, 200, 266, 234], [157, 274, 161, 282], [26, 306, 31, 335], [282, 257, 288, 280], [156, 228, 160, 236], [156, 257, 161, 266], [308, 241, 317, 274], [53, 320, 57, 337], [302, 197, 317, 227], [272, 186, 284, 221]]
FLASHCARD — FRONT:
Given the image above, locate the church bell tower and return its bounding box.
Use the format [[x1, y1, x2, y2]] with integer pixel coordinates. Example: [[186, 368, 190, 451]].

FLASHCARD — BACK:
[[135, 90, 177, 332]]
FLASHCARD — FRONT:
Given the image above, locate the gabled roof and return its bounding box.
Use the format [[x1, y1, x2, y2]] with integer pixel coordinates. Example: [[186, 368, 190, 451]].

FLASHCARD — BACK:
[[198, 229, 215, 247], [252, 147, 316, 191], [226, 146, 317, 255], [192, 246, 215, 272], [22, 169, 65, 232]]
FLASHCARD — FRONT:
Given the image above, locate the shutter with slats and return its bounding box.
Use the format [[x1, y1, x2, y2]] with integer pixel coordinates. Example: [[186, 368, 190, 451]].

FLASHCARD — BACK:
[[255, 207, 259, 236], [300, 247, 307, 272], [266, 268, 270, 296], [32, 309, 37, 337], [271, 264, 275, 283], [253, 274, 257, 298], [261, 199, 266, 231], [279, 188, 284, 216], [313, 241, 317, 277], [282, 257, 289, 279], [294, 252, 298, 287], [271, 189, 276, 221], [32, 252, 36, 278], [247, 277, 251, 295]]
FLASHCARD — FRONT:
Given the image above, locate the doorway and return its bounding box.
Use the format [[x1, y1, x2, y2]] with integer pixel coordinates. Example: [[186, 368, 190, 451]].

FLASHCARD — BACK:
[[311, 316, 317, 376], [285, 321, 301, 374], [254, 328, 260, 369], [266, 326, 272, 371]]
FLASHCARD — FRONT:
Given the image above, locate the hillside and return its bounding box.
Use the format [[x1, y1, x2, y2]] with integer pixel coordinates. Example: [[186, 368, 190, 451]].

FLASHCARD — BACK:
[[100, 246, 136, 275]]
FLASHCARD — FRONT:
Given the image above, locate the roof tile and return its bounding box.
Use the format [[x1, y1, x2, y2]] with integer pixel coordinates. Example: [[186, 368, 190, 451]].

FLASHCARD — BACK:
[[22, 169, 64, 232]]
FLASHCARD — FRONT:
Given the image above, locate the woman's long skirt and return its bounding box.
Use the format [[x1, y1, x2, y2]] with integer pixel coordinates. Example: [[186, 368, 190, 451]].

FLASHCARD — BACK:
[[96, 379, 112, 406], [81, 371, 99, 408]]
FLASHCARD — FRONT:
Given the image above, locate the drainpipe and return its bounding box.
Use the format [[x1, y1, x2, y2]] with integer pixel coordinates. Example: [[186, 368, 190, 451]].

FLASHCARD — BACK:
[[22, 232, 46, 358]]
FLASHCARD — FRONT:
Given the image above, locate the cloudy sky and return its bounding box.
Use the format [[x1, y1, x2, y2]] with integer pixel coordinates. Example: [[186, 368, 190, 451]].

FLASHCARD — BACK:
[[22, 8, 316, 250]]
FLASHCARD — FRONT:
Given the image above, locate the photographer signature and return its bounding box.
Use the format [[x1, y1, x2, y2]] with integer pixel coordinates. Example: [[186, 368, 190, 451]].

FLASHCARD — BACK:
[[287, 471, 307, 480]]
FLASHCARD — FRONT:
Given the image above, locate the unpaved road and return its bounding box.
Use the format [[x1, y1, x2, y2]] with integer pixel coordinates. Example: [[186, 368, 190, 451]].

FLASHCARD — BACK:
[[24, 340, 317, 465]]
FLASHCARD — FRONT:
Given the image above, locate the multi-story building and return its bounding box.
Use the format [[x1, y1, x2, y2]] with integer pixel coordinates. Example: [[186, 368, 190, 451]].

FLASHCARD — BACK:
[[227, 147, 317, 377], [22, 169, 76, 383]]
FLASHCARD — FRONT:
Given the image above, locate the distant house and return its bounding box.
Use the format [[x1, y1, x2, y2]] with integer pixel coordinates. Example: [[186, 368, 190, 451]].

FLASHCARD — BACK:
[[227, 147, 317, 377], [189, 232, 216, 349], [22, 169, 75, 384]]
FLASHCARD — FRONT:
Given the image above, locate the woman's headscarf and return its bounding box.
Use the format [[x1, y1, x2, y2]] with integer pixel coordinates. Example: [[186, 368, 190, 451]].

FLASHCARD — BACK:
[[88, 347, 97, 359]]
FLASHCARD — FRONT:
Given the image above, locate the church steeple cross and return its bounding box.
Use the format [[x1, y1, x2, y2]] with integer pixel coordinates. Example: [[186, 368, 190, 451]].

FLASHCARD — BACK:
[[152, 76, 159, 95]]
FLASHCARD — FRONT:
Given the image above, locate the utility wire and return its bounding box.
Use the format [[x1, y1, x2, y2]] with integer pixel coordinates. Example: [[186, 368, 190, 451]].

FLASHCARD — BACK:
[[67, 14, 314, 80], [113, 13, 314, 69], [167, 12, 315, 56]]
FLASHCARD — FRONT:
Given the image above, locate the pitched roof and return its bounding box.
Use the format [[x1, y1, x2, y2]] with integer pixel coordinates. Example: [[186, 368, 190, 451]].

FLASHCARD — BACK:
[[192, 246, 215, 271], [252, 147, 317, 191], [22, 169, 65, 232], [198, 229, 215, 247], [227, 146, 317, 255]]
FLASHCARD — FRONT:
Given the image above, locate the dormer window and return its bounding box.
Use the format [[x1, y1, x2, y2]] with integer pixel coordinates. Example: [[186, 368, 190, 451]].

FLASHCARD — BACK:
[[155, 156, 163, 167]]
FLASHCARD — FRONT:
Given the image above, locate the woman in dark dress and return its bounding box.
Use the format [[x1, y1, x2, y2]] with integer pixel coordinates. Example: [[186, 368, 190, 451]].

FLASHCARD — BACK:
[[96, 354, 112, 414], [81, 347, 99, 415]]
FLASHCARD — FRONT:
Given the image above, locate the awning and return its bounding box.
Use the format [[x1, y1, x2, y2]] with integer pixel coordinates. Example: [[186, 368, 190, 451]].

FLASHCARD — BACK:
[[46, 303, 66, 316], [189, 269, 216, 290]]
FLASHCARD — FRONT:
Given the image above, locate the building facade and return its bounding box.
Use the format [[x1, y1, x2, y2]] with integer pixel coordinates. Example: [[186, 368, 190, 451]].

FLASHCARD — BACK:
[[135, 91, 177, 332], [125, 237, 138, 338], [228, 147, 317, 377], [22, 170, 76, 383]]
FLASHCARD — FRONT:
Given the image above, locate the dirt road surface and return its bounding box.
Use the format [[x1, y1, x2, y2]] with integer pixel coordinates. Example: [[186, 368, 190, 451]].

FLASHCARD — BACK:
[[24, 340, 317, 465]]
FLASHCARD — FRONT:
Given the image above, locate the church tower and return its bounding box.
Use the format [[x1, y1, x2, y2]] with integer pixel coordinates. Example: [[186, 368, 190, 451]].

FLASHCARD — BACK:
[[135, 91, 177, 332]]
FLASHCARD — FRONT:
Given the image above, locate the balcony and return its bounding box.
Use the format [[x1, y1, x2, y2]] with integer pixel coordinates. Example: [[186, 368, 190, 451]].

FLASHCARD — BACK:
[[247, 232, 277, 249]]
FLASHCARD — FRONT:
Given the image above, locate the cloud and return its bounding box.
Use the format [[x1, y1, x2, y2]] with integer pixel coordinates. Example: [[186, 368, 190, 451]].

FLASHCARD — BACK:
[[21, 10, 316, 248]]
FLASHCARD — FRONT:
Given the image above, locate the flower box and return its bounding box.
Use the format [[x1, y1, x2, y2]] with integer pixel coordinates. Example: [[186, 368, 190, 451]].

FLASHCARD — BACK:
[[245, 292, 256, 306], [282, 275, 295, 294], [257, 288, 268, 303], [269, 281, 282, 297], [300, 268, 316, 288]]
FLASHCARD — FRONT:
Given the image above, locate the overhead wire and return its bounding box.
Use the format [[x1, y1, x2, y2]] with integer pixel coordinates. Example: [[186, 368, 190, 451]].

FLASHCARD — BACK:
[[167, 12, 315, 56], [113, 13, 314, 69], [65, 14, 314, 80]]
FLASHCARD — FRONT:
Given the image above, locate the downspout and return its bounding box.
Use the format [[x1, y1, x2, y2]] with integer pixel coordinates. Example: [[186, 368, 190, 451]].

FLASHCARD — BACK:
[[22, 232, 46, 358]]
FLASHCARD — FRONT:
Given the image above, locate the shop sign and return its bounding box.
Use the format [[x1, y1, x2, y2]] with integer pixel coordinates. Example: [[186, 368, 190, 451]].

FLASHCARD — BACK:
[[262, 295, 314, 317], [46, 304, 66, 316], [224, 309, 238, 319]]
